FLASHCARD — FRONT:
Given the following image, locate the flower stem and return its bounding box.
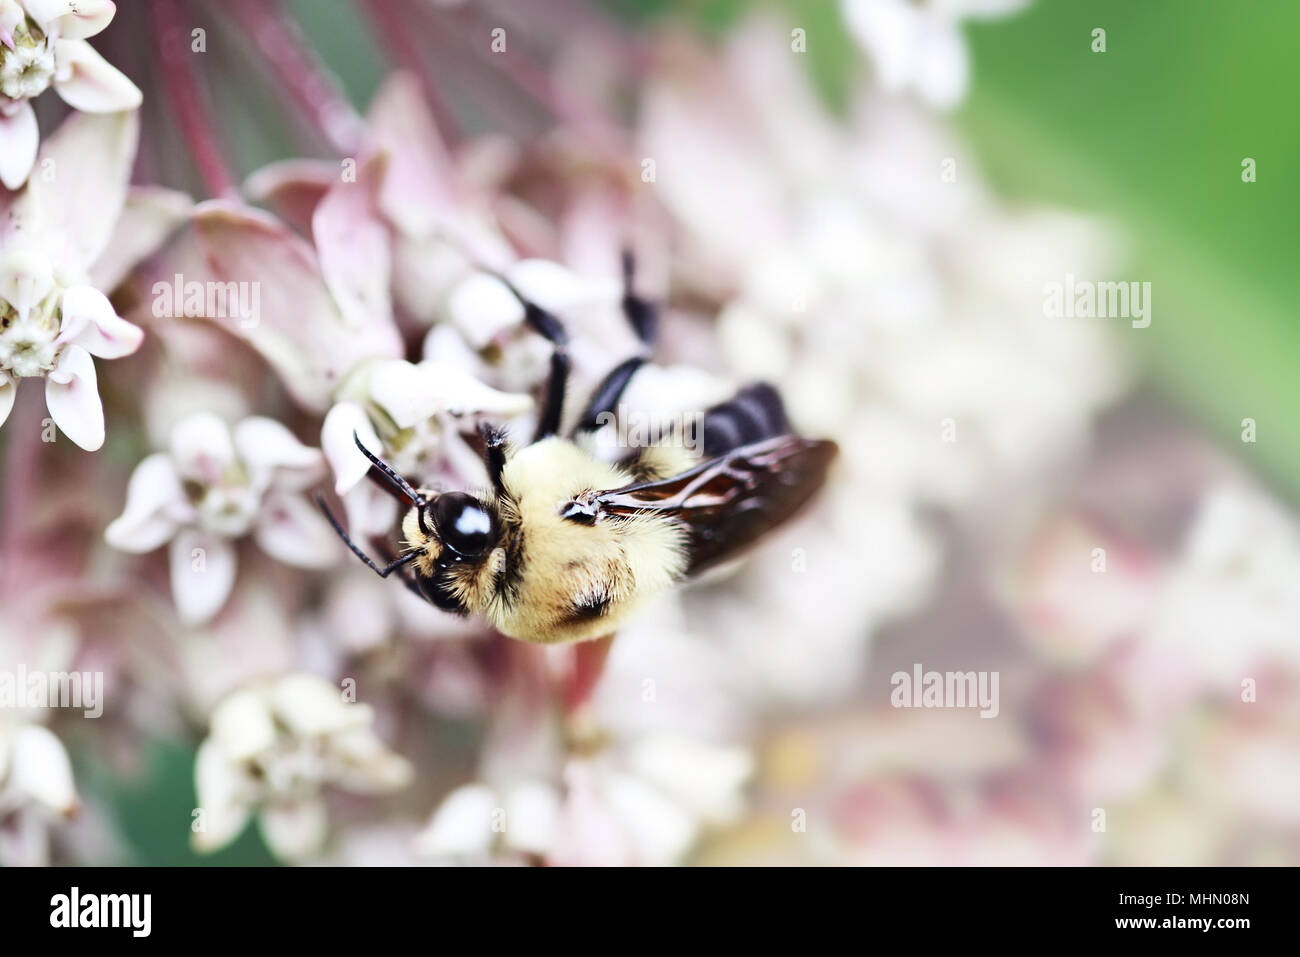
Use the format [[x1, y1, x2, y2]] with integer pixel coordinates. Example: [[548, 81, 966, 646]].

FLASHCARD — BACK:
[[0, 383, 43, 595], [359, 0, 461, 144], [563, 634, 614, 714], [225, 0, 367, 157], [427, 4, 630, 162], [146, 0, 237, 198]]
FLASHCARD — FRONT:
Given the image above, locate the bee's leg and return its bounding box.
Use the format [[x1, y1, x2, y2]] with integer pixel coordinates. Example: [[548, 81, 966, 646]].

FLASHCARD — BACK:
[[570, 356, 645, 436], [569, 250, 658, 436], [371, 538, 433, 602], [315, 495, 420, 579], [536, 349, 571, 441], [498, 278, 571, 441], [620, 248, 658, 347]]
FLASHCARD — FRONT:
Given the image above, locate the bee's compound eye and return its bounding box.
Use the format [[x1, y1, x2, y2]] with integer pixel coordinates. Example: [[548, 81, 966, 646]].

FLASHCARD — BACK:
[[432, 492, 496, 558]]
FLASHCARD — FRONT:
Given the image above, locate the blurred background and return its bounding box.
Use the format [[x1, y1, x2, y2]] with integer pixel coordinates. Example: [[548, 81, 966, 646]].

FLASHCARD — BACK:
[[1, 0, 1297, 865]]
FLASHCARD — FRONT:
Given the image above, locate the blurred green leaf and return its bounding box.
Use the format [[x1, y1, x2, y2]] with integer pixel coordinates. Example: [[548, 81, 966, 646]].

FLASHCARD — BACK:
[[285, 0, 386, 110], [88, 740, 279, 866], [960, 0, 1300, 499]]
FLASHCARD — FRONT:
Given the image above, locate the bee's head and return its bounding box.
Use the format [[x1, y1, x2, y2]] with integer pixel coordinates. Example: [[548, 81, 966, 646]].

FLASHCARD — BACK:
[[426, 491, 500, 560], [408, 491, 502, 615]]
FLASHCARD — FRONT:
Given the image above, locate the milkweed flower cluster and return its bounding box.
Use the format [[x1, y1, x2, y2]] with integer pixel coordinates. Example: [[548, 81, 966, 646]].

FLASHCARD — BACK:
[[1, 0, 1294, 870], [192, 674, 412, 861], [0, 718, 78, 864], [632, 19, 1127, 704], [0, 111, 159, 449], [0, 607, 84, 866], [105, 413, 341, 625], [0, 0, 140, 188]]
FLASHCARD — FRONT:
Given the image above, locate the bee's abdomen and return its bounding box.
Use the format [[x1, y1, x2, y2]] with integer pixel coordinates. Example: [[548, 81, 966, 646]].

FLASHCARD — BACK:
[[701, 383, 791, 457]]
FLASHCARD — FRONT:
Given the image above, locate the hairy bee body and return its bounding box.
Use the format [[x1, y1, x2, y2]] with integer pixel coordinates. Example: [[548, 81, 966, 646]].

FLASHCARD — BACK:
[[401, 438, 694, 643]]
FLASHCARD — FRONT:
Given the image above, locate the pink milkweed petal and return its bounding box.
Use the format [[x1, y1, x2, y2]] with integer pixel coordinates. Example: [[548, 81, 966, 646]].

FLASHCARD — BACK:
[[0, 377, 16, 430], [191, 740, 254, 854], [53, 38, 141, 112], [0, 100, 38, 190], [255, 490, 341, 570], [89, 186, 194, 293], [0, 247, 55, 321], [311, 152, 393, 333], [104, 452, 189, 553], [365, 72, 458, 239], [168, 411, 235, 485], [320, 401, 380, 496], [233, 416, 324, 489], [168, 529, 237, 626], [58, 284, 143, 358], [243, 158, 336, 237], [191, 201, 402, 412], [13, 109, 138, 275], [44, 344, 104, 450], [10, 725, 78, 814], [0, 0, 23, 49], [25, 0, 115, 39], [258, 799, 328, 862]]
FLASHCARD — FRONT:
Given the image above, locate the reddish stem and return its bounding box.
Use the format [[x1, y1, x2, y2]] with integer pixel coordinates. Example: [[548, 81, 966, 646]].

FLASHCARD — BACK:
[[430, 5, 630, 162], [225, 0, 367, 157], [146, 0, 236, 198], [563, 635, 615, 713], [0, 383, 43, 595], [360, 0, 461, 144]]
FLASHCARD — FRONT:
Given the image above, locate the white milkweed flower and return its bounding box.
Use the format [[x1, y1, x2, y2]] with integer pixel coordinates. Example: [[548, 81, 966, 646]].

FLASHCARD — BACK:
[[0, 246, 141, 449], [192, 674, 413, 862], [415, 734, 753, 866], [105, 412, 342, 626], [549, 735, 753, 867], [245, 72, 519, 335], [1139, 484, 1300, 701], [167, 153, 534, 536], [0, 719, 79, 866], [414, 779, 560, 865], [0, 108, 187, 449], [0, 0, 141, 189], [840, 0, 1032, 110]]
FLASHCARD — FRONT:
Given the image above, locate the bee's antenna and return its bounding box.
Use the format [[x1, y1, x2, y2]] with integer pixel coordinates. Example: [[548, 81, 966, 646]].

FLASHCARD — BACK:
[[316, 494, 420, 579], [353, 432, 426, 508]]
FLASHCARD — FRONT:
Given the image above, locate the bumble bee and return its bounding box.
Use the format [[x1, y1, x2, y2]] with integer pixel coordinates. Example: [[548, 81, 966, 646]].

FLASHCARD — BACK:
[[319, 253, 836, 644]]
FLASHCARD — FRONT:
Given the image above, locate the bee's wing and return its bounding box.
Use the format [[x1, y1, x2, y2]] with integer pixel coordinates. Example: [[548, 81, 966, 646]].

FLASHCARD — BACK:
[[587, 434, 838, 575]]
